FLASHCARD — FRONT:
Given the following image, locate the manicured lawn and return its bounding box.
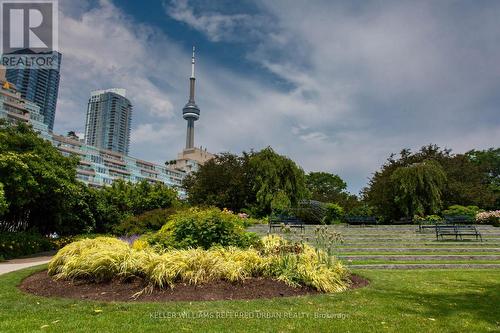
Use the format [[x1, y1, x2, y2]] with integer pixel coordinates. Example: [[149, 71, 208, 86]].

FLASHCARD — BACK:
[[0, 266, 498, 332]]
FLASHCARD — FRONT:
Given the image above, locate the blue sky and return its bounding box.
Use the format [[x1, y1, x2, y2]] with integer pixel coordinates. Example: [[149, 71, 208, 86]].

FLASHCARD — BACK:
[[55, 0, 500, 193]]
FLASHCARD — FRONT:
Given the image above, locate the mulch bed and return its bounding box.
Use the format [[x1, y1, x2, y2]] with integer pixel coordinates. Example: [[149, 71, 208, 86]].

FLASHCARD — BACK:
[[19, 270, 369, 302]]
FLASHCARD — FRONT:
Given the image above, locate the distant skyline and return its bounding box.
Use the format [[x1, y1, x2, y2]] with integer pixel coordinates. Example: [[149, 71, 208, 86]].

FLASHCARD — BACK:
[[55, 0, 500, 193]]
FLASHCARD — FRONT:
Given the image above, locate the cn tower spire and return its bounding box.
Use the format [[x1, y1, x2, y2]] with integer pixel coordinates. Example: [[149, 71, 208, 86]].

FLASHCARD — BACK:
[[183, 46, 200, 149], [191, 46, 195, 78]]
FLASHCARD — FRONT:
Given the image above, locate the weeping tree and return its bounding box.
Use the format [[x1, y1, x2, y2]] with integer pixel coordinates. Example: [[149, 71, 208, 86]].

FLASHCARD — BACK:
[[390, 160, 447, 219], [248, 147, 309, 216]]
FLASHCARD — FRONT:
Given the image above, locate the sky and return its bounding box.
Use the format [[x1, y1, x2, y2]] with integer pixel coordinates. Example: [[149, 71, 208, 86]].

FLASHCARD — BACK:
[[54, 0, 500, 194]]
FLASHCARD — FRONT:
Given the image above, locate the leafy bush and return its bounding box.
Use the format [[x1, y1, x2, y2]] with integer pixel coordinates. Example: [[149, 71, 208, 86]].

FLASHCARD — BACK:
[[113, 208, 182, 236], [293, 200, 327, 225], [93, 180, 180, 233], [413, 214, 443, 223], [48, 235, 349, 293], [150, 207, 260, 250], [442, 205, 481, 218], [347, 204, 375, 217], [476, 211, 500, 226], [323, 203, 344, 224], [0, 232, 54, 259]]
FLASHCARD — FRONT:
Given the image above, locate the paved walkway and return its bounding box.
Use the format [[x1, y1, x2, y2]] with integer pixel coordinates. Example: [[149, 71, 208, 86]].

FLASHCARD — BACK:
[[0, 253, 53, 276]]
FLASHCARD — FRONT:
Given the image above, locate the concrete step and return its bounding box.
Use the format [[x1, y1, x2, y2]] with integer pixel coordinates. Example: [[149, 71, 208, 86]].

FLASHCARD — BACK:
[[340, 254, 500, 261], [336, 247, 500, 253], [332, 237, 500, 243], [338, 242, 500, 247], [347, 263, 500, 269]]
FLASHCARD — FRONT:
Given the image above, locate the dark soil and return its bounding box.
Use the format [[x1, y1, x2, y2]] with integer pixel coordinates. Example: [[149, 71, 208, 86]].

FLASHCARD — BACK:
[[19, 271, 369, 302]]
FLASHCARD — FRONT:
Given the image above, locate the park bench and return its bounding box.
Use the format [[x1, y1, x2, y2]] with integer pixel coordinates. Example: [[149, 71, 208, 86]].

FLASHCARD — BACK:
[[435, 225, 459, 240], [268, 215, 305, 232], [345, 216, 377, 226], [435, 225, 482, 241], [417, 220, 446, 232], [455, 225, 482, 241]]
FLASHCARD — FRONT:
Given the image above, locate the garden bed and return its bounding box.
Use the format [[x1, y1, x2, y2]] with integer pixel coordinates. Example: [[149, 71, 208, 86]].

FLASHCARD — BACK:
[[19, 270, 368, 302]]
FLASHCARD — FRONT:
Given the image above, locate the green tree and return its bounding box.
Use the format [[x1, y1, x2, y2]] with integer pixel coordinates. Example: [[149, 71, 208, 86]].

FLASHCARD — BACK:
[[0, 121, 88, 234], [467, 148, 500, 206], [183, 153, 252, 211], [390, 160, 447, 218], [183, 147, 308, 216], [94, 179, 179, 233], [305, 172, 347, 202], [363, 144, 497, 222], [305, 171, 362, 213], [247, 147, 308, 216]]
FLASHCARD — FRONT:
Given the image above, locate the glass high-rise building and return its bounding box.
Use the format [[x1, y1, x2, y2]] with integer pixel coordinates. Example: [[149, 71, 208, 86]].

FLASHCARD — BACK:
[[5, 50, 62, 131], [84, 89, 132, 155]]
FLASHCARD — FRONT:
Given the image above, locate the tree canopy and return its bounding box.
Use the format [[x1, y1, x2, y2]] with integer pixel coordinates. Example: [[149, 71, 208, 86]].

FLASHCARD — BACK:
[[363, 144, 498, 221], [183, 147, 308, 216], [305, 172, 347, 202], [0, 122, 180, 235], [0, 121, 84, 233], [390, 160, 446, 218]]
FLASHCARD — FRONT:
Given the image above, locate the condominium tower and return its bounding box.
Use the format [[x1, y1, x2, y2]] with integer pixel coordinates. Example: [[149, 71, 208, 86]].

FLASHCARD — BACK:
[[5, 49, 62, 131], [84, 89, 132, 155]]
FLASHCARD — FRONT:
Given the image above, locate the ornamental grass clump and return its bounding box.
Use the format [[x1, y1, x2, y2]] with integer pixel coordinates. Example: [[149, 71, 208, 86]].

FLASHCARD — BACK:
[[48, 235, 350, 293], [145, 247, 265, 288], [48, 237, 156, 282], [261, 235, 349, 293]]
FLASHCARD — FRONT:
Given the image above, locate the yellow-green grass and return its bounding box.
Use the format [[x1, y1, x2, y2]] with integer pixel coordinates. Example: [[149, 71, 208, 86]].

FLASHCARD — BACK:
[[48, 236, 349, 293], [1, 265, 499, 332]]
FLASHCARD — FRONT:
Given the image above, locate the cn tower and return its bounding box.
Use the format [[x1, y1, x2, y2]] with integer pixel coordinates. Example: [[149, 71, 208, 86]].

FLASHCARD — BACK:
[[182, 46, 200, 149]]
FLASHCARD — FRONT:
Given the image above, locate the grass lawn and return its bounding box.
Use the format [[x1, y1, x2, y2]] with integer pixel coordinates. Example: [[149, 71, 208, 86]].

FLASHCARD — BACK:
[[0, 266, 498, 332]]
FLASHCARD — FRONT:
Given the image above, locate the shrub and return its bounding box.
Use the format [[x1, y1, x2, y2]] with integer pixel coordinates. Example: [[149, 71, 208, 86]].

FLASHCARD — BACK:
[[347, 204, 375, 217], [476, 211, 500, 226], [0, 232, 53, 259], [113, 208, 182, 236], [151, 207, 260, 250], [323, 203, 344, 224], [48, 235, 350, 293], [413, 214, 442, 223], [442, 205, 481, 218]]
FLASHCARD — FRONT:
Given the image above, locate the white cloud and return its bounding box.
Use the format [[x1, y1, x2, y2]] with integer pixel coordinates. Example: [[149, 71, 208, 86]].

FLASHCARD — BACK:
[[165, 0, 261, 42], [55, 0, 500, 194]]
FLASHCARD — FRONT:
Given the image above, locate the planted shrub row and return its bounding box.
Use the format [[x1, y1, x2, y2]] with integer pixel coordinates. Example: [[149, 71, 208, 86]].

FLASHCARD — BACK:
[[0, 232, 54, 260]]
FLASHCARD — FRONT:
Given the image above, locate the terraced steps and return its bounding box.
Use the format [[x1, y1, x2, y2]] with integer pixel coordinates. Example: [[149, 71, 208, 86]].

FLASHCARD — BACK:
[[339, 254, 500, 261], [347, 263, 500, 269], [248, 224, 500, 270], [336, 247, 500, 252]]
